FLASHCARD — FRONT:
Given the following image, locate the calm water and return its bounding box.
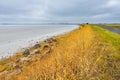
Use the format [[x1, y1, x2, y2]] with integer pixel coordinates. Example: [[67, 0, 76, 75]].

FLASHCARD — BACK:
[[0, 25, 78, 59]]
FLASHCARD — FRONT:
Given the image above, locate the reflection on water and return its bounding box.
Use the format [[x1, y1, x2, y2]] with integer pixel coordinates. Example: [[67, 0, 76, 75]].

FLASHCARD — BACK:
[[101, 26, 120, 34]]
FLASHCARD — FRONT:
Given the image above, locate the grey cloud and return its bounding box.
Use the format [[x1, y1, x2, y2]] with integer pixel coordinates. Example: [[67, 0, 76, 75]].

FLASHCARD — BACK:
[[0, 0, 120, 23]]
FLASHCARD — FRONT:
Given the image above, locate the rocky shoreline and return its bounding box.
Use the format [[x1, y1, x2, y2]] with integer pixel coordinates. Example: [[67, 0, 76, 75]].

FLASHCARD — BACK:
[[0, 37, 58, 79]]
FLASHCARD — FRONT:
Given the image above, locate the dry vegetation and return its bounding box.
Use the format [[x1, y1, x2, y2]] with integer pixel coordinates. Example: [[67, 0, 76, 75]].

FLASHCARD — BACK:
[[0, 24, 120, 80]]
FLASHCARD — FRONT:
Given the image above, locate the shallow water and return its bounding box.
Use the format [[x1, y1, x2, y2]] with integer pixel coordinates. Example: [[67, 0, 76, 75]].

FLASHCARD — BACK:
[[101, 26, 120, 34], [0, 25, 78, 59]]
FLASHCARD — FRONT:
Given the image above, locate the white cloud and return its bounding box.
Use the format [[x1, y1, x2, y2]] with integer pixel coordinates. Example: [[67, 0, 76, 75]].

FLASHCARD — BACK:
[[104, 0, 120, 7]]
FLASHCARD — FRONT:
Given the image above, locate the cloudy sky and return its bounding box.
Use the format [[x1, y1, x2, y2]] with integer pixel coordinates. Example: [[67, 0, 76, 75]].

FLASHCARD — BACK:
[[0, 0, 120, 23]]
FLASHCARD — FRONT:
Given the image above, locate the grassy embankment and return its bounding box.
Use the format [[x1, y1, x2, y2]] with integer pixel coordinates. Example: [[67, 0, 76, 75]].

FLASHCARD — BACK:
[[0, 24, 120, 80]]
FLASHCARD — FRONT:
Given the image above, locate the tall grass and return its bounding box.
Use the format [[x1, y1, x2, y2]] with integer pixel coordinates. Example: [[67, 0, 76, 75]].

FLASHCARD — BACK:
[[0, 24, 120, 80]]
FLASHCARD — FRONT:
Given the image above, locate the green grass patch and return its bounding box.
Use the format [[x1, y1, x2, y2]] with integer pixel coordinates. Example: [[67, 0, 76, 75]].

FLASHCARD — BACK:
[[95, 24, 120, 28], [91, 25, 120, 59]]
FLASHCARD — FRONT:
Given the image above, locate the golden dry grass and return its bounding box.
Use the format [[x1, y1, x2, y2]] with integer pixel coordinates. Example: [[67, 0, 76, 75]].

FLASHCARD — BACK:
[[0, 24, 120, 80]]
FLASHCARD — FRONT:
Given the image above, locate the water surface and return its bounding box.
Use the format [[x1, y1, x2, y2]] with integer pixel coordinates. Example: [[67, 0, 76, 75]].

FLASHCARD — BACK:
[[0, 25, 78, 59]]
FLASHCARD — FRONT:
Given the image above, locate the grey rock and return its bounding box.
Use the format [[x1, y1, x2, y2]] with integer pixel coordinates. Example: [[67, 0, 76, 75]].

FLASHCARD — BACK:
[[43, 45, 49, 49], [34, 44, 40, 49], [23, 49, 30, 55], [31, 49, 40, 54], [34, 49, 40, 54]]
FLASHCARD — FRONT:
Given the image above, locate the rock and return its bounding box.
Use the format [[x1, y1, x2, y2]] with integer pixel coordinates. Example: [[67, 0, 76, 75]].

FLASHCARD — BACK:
[[14, 65, 20, 69], [49, 38, 57, 43], [31, 49, 40, 55], [43, 44, 49, 49], [47, 39, 53, 43], [35, 50, 40, 54], [44, 38, 53, 43], [34, 44, 40, 49], [32, 49, 40, 54], [23, 49, 30, 56]]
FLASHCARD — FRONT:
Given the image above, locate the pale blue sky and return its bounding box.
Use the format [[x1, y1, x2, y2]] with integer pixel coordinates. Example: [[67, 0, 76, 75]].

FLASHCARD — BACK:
[[0, 0, 120, 23]]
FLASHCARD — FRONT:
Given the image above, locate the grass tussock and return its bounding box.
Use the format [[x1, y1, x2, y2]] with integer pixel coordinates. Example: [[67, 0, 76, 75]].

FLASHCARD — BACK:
[[0, 24, 120, 80]]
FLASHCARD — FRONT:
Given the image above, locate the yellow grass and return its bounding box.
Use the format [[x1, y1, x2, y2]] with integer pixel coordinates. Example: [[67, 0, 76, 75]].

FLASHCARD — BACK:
[[0, 24, 120, 80]]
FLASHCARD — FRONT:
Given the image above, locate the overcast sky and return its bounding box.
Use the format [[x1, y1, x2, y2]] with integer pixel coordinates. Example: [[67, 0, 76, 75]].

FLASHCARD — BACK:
[[0, 0, 120, 23]]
